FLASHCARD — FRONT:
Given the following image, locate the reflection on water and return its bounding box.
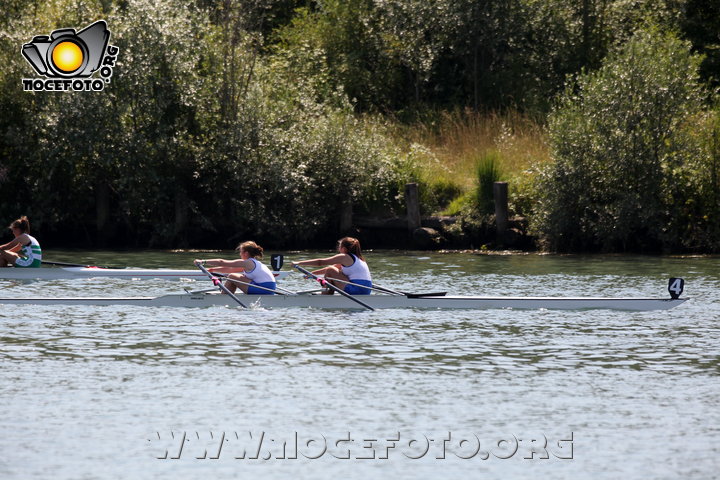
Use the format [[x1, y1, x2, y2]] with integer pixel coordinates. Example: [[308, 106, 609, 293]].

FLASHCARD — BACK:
[[0, 251, 719, 479]]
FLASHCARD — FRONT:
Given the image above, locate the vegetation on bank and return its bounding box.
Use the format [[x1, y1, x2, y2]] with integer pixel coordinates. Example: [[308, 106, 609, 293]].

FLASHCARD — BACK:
[[0, 0, 718, 251], [536, 28, 719, 252]]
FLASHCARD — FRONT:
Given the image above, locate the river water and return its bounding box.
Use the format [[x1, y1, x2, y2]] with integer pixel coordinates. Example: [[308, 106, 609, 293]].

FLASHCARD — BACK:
[[0, 250, 718, 479]]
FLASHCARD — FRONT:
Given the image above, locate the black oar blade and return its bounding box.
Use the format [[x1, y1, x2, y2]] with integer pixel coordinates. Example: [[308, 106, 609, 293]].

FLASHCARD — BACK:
[[271, 254, 284, 271], [404, 292, 447, 298]]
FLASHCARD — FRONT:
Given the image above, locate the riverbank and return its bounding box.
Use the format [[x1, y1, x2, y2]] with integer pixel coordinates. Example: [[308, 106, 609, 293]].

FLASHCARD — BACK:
[[350, 214, 534, 251]]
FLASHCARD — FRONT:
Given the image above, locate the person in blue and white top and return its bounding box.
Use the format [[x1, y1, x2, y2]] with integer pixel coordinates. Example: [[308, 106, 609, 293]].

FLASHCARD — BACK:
[[293, 237, 373, 295], [195, 241, 276, 295], [0, 216, 42, 268]]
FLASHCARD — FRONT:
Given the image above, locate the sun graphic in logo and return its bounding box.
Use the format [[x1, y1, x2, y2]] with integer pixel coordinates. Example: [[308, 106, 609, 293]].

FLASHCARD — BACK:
[[51, 41, 84, 73]]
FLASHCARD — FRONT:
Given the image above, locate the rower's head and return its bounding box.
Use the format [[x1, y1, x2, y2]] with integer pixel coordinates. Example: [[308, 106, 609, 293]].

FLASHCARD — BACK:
[[236, 240, 264, 259], [9, 216, 30, 236], [338, 237, 363, 260]]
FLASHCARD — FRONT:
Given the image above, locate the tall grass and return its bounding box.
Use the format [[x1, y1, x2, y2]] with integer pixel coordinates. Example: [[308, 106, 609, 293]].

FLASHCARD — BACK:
[[392, 108, 549, 190], [440, 151, 503, 215], [475, 152, 503, 214]]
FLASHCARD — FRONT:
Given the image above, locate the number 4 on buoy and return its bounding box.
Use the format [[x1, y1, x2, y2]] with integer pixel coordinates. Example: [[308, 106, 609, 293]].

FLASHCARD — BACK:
[[668, 278, 684, 299]]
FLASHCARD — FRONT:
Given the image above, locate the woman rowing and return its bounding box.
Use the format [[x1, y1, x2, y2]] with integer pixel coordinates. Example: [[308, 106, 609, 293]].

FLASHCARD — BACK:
[[292, 237, 373, 295], [0, 216, 42, 268], [195, 241, 276, 295]]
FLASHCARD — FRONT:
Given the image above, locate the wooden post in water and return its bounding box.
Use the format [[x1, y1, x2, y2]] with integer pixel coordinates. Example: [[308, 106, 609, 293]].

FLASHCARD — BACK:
[[405, 182, 421, 232], [494, 181, 508, 246]]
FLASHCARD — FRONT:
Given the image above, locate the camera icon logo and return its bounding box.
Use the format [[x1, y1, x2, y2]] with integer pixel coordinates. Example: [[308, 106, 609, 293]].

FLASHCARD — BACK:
[[22, 20, 110, 77], [21, 20, 119, 92]]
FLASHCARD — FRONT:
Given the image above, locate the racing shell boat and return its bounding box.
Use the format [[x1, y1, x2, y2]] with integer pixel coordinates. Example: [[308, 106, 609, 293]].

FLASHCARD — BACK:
[[0, 293, 686, 310], [0, 278, 688, 311]]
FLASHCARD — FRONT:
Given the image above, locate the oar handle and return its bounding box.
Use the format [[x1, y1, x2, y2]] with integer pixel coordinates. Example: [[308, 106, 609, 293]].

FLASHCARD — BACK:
[[195, 261, 247, 308], [293, 264, 375, 311]]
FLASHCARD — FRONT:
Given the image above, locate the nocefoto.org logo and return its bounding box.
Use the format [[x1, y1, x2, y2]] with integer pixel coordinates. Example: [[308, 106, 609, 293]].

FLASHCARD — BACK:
[[21, 20, 119, 92]]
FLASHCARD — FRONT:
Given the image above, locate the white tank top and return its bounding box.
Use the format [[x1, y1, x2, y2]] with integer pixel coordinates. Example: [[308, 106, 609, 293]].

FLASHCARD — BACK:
[[21, 235, 42, 261], [244, 258, 276, 283], [341, 254, 371, 281]]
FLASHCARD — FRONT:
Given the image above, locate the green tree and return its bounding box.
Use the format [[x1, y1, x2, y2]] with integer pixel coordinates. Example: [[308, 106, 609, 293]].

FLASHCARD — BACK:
[[0, 0, 116, 242], [535, 27, 705, 252], [682, 0, 720, 88]]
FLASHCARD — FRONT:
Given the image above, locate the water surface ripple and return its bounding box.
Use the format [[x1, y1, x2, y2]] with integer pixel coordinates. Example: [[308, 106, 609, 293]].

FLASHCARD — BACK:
[[1, 251, 718, 479]]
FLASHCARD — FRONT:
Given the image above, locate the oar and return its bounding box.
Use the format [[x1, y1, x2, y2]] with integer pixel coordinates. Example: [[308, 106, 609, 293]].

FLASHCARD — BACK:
[[368, 283, 402, 295], [195, 261, 247, 308], [325, 277, 396, 295], [293, 264, 375, 311], [211, 273, 293, 296], [329, 278, 447, 298], [375, 283, 447, 298], [42, 260, 115, 269], [294, 288, 324, 295]]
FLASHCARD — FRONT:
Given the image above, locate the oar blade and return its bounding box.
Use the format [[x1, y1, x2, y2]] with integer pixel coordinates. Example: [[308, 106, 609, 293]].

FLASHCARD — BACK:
[[404, 292, 447, 298]]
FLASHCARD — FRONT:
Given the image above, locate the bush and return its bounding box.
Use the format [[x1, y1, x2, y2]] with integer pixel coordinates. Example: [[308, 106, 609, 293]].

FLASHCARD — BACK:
[[676, 107, 720, 251], [533, 27, 707, 252]]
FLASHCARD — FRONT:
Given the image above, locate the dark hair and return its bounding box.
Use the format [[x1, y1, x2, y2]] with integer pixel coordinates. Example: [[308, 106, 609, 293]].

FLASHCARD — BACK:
[[338, 237, 363, 260], [236, 240, 264, 259], [10, 216, 30, 233]]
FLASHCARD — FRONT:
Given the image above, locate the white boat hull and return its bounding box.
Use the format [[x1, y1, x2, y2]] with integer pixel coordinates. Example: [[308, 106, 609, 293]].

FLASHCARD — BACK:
[[0, 293, 687, 311], [0, 267, 288, 281]]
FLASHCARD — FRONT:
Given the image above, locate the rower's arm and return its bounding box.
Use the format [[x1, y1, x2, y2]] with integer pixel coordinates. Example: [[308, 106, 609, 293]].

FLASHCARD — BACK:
[[196, 258, 246, 269], [0, 235, 25, 251], [293, 254, 349, 267]]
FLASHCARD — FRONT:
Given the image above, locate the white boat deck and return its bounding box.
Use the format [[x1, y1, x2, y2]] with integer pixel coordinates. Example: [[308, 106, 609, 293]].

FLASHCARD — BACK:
[[0, 292, 687, 311]]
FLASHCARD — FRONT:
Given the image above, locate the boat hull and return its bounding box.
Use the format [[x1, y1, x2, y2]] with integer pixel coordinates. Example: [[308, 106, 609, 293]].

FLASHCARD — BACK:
[[0, 267, 288, 281], [0, 293, 687, 311]]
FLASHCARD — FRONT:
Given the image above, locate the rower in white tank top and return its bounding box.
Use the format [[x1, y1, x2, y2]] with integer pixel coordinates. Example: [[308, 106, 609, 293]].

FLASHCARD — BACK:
[[244, 257, 276, 284], [195, 241, 277, 295], [1, 216, 42, 268], [340, 253, 372, 282], [292, 237, 373, 295], [16, 234, 42, 267]]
